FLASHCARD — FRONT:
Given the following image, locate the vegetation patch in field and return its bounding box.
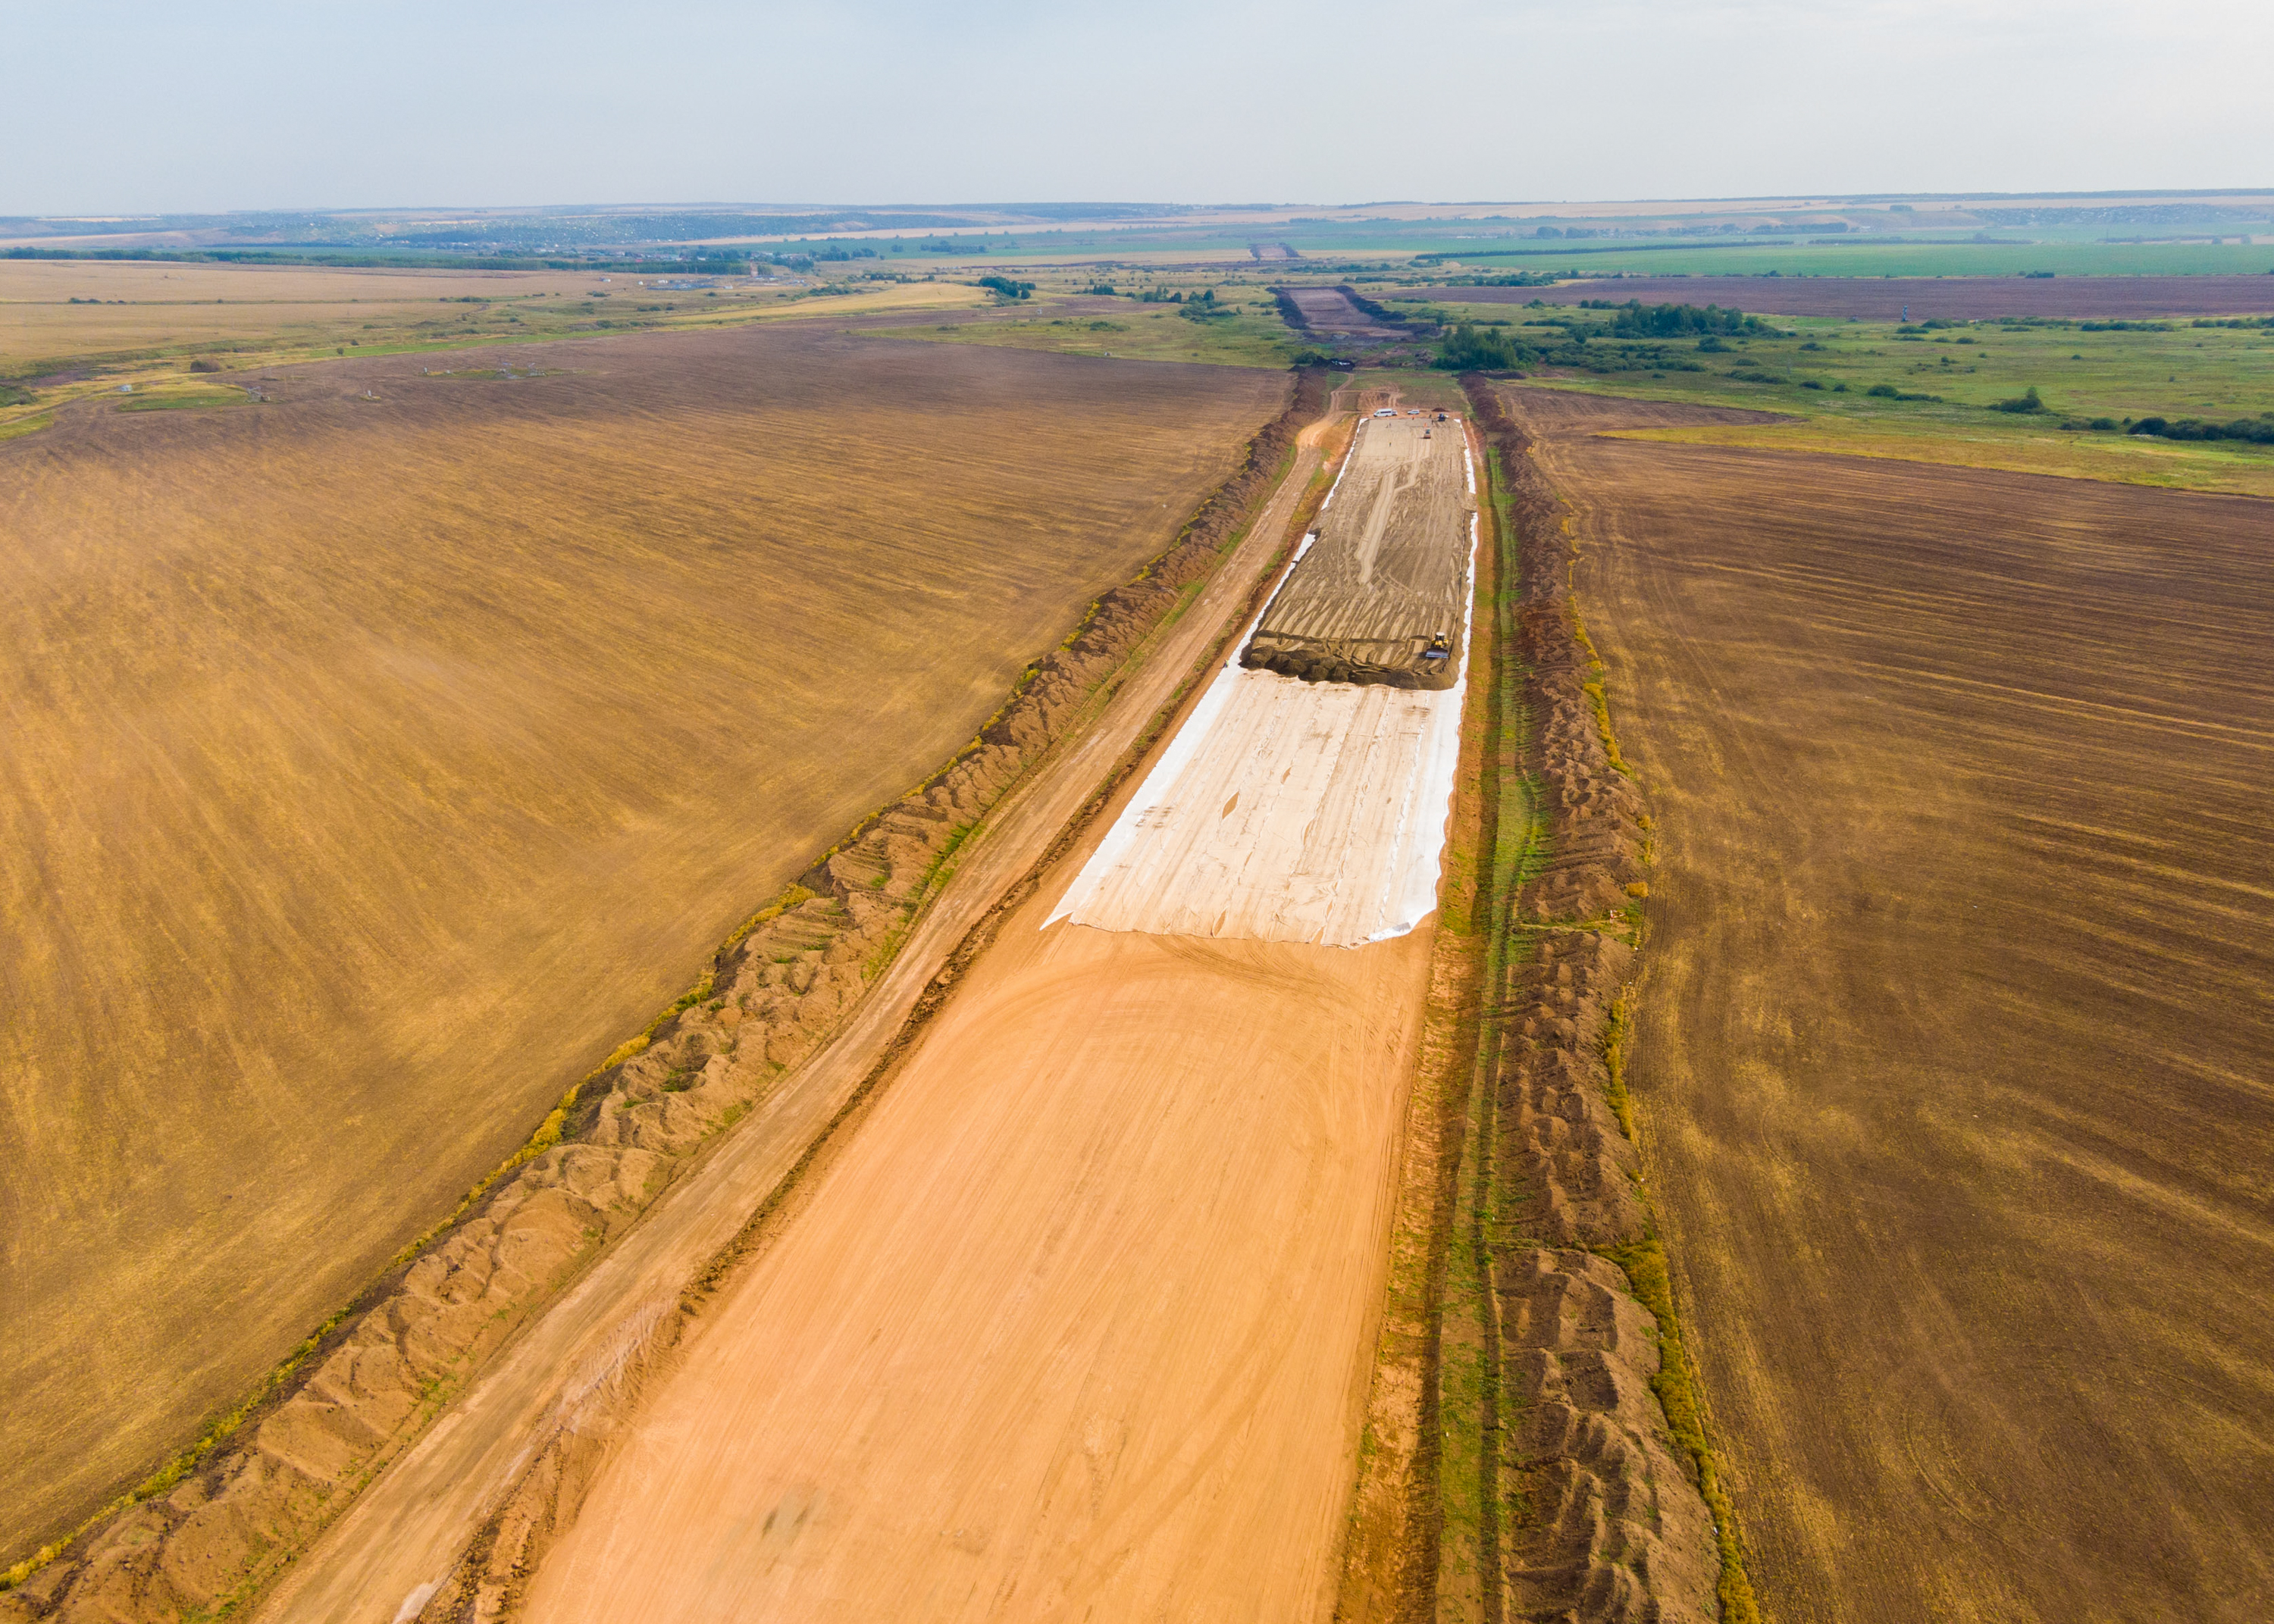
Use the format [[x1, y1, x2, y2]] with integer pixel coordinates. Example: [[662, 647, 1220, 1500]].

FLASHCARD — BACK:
[[1432, 300, 2274, 496], [114, 386, 247, 411]]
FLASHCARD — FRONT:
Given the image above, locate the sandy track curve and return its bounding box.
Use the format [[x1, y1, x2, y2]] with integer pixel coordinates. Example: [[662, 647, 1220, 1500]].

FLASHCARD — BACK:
[[517, 390, 1446, 1621], [528, 906, 1433, 1623], [253, 395, 1336, 1624]]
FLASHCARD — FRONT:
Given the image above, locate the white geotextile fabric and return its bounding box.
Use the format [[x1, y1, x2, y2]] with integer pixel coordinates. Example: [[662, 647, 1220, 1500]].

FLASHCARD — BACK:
[[1048, 438, 1477, 947]]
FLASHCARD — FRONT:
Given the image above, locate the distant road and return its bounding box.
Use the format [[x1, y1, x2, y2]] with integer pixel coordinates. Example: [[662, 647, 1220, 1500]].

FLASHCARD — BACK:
[[1420, 274, 2274, 320]]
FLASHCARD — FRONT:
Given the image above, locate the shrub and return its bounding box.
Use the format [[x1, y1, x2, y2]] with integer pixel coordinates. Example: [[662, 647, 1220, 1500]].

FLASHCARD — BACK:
[[1434, 323, 1527, 371], [1608, 299, 1770, 339], [2128, 415, 2274, 444], [977, 275, 1034, 301], [1991, 386, 2047, 414]]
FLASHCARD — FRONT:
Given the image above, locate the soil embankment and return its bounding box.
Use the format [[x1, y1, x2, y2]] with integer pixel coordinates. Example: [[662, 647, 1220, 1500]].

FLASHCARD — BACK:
[[1279, 285, 1411, 341], [2, 365, 1330, 1621], [528, 890, 1434, 1622], [1516, 389, 2274, 1621], [1336, 383, 1728, 1624]]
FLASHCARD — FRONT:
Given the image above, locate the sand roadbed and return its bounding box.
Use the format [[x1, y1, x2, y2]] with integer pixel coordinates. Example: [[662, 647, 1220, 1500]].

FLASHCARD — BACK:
[[515, 400, 1468, 1621], [528, 871, 1435, 1622]]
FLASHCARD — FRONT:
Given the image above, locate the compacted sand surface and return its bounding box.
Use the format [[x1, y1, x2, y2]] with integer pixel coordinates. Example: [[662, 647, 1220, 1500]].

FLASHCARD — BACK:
[[1514, 386, 2274, 1622], [527, 889, 1433, 1622]]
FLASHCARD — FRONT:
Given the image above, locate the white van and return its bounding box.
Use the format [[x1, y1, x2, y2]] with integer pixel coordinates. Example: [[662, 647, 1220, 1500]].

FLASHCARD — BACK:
[[1372, 408, 1396, 418]]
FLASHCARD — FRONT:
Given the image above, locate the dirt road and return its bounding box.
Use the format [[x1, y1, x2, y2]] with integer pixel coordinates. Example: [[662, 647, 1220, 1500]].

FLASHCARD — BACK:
[[252, 399, 1337, 1624], [1517, 388, 2274, 1622], [520, 390, 1446, 1621], [0, 324, 1285, 1550], [528, 888, 1433, 1622]]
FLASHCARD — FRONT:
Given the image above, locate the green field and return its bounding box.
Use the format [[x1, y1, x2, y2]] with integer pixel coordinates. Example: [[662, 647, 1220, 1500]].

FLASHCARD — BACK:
[[1420, 300, 2274, 496], [114, 387, 249, 411], [738, 233, 2274, 280], [876, 286, 1301, 368]]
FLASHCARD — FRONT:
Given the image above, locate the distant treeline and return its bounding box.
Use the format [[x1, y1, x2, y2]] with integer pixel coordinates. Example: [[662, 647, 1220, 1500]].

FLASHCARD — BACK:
[[2129, 415, 2274, 443], [1434, 269, 1572, 288], [0, 246, 753, 274], [1435, 324, 1530, 369], [1433, 301, 1771, 372]]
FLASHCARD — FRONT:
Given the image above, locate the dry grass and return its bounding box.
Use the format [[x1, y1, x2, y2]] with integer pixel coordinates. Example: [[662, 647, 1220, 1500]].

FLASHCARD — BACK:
[[0, 319, 1287, 1552], [0, 258, 989, 390]]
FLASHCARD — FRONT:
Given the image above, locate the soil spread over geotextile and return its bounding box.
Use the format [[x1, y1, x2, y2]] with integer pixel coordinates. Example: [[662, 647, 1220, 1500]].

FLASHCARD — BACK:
[[1242, 410, 1474, 688]]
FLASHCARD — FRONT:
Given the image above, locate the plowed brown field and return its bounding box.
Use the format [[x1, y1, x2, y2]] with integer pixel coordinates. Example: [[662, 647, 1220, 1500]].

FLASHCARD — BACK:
[[0, 323, 1287, 1553], [1446, 274, 2274, 318], [1509, 387, 2274, 1621]]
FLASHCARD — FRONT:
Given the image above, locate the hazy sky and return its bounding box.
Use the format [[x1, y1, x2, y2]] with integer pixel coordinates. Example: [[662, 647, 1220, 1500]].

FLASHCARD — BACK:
[[10, 0, 2271, 214]]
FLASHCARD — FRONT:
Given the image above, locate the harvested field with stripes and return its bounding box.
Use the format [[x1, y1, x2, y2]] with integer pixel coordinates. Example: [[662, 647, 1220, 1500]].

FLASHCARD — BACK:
[[0, 320, 1287, 1560]]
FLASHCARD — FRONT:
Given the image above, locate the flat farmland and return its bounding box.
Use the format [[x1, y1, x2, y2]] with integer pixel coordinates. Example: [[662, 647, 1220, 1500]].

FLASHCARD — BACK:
[[1509, 388, 2274, 1620], [0, 258, 989, 382], [1439, 274, 2274, 320], [0, 321, 1288, 1552], [0, 260, 607, 370]]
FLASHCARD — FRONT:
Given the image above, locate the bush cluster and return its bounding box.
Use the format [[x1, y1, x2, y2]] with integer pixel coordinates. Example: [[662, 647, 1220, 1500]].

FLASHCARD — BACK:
[[2128, 415, 2274, 443]]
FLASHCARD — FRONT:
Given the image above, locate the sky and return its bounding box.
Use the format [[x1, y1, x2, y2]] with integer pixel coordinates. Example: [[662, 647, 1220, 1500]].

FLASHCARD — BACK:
[[8, 0, 2272, 215]]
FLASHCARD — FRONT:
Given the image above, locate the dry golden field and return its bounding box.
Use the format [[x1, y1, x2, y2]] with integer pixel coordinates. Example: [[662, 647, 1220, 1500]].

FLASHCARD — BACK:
[[0, 320, 1287, 1553], [0, 260, 603, 368], [0, 258, 988, 381], [1518, 390, 2274, 1621]]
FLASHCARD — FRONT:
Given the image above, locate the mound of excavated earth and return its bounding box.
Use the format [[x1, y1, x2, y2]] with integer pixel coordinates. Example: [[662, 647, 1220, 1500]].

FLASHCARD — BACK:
[[1243, 411, 1473, 689]]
